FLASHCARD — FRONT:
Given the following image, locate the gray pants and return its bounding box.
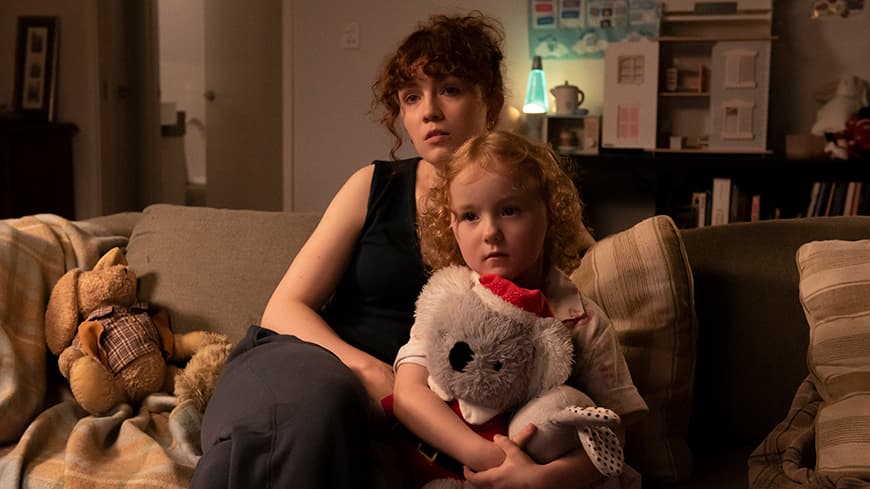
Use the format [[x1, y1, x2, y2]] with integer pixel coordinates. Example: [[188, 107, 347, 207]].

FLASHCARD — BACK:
[[189, 325, 377, 489]]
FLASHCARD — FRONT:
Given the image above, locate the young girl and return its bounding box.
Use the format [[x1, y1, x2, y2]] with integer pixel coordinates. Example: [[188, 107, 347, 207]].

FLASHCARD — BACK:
[[393, 130, 648, 488]]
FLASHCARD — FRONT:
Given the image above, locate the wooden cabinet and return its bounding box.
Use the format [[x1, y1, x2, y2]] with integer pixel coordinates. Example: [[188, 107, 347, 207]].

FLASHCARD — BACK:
[[0, 120, 77, 219]]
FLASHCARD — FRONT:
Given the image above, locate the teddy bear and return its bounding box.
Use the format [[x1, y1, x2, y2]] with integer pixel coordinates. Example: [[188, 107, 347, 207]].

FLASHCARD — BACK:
[[406, 265, 624, 488], [45, 246, 231, 416]]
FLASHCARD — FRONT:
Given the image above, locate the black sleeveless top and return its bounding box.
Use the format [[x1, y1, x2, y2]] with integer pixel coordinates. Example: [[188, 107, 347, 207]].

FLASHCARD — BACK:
[[321, 158, 429, 364]]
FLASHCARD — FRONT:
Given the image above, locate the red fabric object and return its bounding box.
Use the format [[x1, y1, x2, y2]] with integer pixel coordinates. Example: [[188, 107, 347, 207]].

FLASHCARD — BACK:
[[478, 274, 553, 318], [381, 393, 395, 419], [447, 399, 508, 441], [390, 398, 509, 486]]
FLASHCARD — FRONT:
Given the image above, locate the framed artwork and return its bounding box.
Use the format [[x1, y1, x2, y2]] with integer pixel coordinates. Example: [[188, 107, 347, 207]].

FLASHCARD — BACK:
[[13, 16, 59, 121]]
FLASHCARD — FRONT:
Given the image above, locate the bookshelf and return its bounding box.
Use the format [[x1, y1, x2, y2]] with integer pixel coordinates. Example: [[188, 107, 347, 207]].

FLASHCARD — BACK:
[[654, 12, 774, 154], [560, 151, 870, 238]]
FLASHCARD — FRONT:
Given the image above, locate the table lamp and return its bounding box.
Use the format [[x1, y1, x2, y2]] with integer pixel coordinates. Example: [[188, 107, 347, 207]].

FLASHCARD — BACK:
[[523, 56, 549, 114]]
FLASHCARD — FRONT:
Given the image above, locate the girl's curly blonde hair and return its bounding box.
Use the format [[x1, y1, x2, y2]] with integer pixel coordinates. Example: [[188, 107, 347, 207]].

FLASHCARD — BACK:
[[418, 130, 586, 275]]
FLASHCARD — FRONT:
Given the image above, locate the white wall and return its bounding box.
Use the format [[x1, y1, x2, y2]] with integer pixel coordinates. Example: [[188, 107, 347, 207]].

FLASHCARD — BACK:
[[291, 0, 606, 211], [769, 0, 870, 150]]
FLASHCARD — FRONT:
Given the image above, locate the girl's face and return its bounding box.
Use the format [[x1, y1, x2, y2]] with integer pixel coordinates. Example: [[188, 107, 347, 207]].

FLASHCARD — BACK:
[[449, 165, 549, 289], [398, 73, 489, 167]]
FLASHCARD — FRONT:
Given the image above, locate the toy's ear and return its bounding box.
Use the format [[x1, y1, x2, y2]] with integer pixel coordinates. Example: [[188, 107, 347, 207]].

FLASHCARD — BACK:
[[529, 318, 574, 397], [45, 269, 81, 355], [94, 247, 127, 270], [414, 265, 475, 334]]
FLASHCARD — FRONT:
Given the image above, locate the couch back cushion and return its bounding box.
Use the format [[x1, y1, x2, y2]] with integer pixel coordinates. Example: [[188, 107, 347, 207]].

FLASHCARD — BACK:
[[573, 215, 697, 483], [680, 216, 870, 448], [125, 204, 321, 344]]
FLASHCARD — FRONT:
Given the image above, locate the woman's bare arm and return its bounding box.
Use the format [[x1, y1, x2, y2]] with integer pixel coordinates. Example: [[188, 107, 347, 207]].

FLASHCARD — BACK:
[[261, 165, 394, 404]]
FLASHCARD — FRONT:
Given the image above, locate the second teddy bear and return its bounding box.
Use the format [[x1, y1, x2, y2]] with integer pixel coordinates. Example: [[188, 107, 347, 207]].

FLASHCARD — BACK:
[[45, 246, 230, 416]]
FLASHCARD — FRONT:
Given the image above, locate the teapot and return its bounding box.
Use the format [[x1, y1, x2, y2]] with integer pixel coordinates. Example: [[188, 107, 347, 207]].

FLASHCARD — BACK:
[[551, 81, 586, 115]]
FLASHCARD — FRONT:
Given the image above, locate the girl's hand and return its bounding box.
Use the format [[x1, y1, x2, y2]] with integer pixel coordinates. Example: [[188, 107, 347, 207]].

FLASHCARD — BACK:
[[463, 423, 539, 489]]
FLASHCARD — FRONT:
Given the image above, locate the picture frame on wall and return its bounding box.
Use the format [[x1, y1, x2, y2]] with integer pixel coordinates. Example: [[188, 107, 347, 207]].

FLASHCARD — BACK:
[[13, 16, 59, 121]]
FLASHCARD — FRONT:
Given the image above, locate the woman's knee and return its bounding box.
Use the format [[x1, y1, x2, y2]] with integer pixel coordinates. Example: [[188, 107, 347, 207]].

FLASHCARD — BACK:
[[201, 332, 367, 445]]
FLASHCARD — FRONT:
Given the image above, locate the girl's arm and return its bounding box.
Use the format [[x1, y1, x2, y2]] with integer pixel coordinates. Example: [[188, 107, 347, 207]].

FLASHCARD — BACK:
[[262, 165, 394, 406], [464, 416, 628, 489], [393, 362, 505, 472], [465, 437, 602, 489]]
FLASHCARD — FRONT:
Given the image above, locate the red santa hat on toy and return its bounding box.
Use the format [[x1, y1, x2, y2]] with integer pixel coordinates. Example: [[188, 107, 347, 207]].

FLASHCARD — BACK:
[[472, 273, 555, 320]]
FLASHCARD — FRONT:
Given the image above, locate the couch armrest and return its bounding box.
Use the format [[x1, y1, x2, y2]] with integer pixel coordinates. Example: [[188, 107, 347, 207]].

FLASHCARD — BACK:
[[80, 211, 143, 239]]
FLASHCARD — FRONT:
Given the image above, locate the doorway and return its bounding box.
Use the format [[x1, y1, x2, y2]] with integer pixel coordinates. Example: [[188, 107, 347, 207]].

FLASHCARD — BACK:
[[155, 0, 283, 210]]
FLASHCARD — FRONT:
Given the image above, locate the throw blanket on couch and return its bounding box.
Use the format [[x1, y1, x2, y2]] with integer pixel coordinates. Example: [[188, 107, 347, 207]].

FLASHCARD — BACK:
[[0, 214, 201, 488], [748, 375, 870, 489]]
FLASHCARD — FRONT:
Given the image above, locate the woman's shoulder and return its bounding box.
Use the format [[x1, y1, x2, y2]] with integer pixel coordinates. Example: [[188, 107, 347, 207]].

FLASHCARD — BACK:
[[337, 157, 420, 207], [369, 157, 422, 180]]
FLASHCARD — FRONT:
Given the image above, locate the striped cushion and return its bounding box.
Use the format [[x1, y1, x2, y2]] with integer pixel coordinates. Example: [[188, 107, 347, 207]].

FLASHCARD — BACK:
[[797, 240, 870, 481], [572, 215, 697, 482]]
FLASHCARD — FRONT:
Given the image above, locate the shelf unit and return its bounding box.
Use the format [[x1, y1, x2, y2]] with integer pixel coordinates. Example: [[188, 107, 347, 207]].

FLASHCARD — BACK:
[[602, 2, 774, 155], [544, 114, 601, 156], [656, 8, 773, 153], [560, 150, 870, 238]]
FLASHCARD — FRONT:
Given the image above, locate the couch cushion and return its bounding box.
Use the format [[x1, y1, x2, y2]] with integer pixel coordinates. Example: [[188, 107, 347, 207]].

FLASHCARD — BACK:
[[572, 215, 697, 483], [797, 239, 870, 481], [125, 204, 321, 344]]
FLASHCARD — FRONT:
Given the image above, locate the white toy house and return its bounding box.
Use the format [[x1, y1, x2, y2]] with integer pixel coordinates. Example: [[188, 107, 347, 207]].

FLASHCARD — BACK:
[[601, 0, 774, 153], [602, 37, 660, 149]]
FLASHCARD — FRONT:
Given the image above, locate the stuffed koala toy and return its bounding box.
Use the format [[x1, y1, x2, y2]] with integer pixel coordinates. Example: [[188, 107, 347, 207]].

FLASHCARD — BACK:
[[413, 265, 623, 488], [45, 246, 230, 416]]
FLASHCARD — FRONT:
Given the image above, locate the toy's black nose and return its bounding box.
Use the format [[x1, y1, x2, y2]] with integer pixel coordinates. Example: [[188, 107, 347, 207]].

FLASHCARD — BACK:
[[449, 342, 474, 372]]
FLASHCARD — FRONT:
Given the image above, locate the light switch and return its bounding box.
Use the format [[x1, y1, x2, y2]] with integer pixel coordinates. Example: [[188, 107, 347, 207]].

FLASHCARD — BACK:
[[341, 21, 360, 50]]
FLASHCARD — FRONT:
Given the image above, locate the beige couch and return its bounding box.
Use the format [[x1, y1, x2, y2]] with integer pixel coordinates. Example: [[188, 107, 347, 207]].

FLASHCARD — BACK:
[[2, 203, 869, 488]]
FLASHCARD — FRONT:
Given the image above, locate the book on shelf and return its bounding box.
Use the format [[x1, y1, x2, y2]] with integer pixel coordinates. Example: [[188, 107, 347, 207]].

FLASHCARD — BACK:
[[750, 194, 761, 223], [853, 182, 864, 215], [728, 183, 752, 223], [807, 182, 821, 217], [829, 182, 848, 217], [691, 191, 709, 227], [711, 177, 731, 226], [806, 181, 868, 217], [812, 182, 830, 217]]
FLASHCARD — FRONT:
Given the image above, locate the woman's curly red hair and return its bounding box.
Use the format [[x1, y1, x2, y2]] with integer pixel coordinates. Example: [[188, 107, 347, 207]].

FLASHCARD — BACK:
[[371, 11, 505, 159]]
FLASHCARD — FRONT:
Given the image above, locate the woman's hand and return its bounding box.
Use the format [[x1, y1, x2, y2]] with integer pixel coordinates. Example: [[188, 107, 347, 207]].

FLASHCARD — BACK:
[[354, 357, 395, 414]]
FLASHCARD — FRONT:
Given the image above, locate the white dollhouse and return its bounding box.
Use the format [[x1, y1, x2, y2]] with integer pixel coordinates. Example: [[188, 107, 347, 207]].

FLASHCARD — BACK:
[[602, 38, 660, 149], [601, 0, 774, 153]]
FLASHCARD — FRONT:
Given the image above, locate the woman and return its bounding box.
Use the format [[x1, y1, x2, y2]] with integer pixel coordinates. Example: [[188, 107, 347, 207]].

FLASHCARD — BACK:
[[191, 11, 596, 489]]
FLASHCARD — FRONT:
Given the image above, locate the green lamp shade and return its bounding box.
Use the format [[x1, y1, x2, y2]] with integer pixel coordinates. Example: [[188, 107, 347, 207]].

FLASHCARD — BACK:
[[523, 56, 548, 114]]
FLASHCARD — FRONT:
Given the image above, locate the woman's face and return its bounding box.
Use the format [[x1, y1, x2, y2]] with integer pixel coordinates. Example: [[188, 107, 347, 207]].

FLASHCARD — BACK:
[[398, 73, 489, 167]]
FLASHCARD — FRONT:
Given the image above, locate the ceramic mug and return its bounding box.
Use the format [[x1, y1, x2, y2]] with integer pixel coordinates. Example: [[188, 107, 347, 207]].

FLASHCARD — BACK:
[[551, 81, 586, 115]]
